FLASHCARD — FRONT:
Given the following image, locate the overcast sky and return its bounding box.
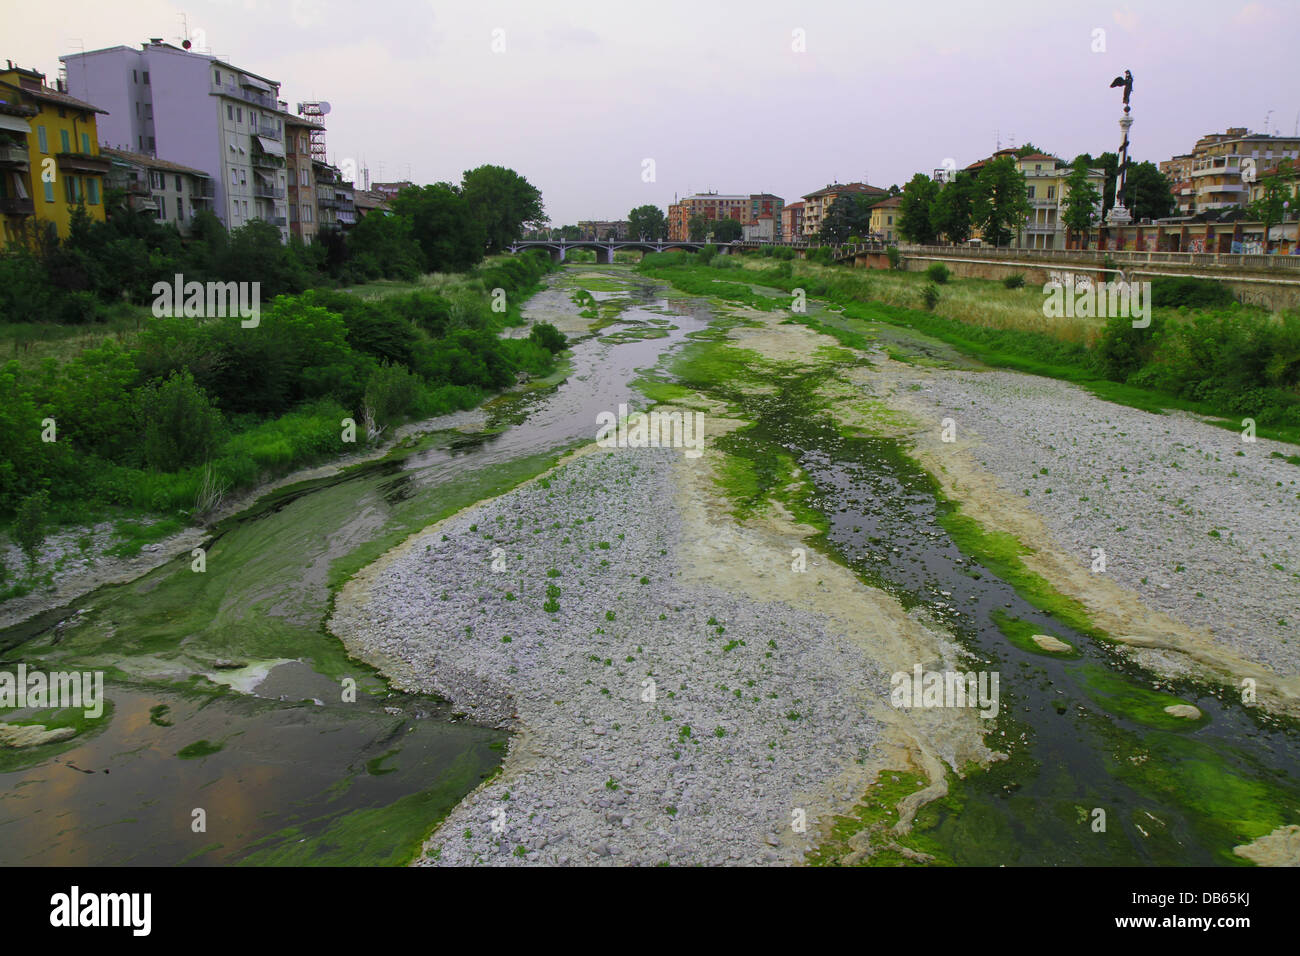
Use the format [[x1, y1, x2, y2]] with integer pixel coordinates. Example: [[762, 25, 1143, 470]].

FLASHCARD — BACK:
[[13, 0, 1300, 224]]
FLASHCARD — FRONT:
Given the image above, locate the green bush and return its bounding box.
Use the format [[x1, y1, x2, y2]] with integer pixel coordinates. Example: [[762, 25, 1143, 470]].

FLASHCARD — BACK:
[[1150, 277, 1236, 310], [886, 246, 903, 270], [529, 321, 566, 353], [1003, 274, 1026, 290], [921, 284, 941, 310], [807, 246, 835, 266], [13, 489, 49, 568], [697, 245, 717, 266], [134, 369, 225, 472], [925, 262, 951, 284], [363, 362, 425, 427]]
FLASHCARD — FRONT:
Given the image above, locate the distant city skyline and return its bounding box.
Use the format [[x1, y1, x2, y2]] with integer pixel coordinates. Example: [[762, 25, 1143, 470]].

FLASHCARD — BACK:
[[11, 0, 1299, 224]]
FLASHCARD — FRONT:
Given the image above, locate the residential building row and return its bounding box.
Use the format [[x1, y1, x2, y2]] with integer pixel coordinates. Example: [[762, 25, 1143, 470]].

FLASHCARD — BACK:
[[667, 191, 786, 240], [0, 61, 112, 247], [1, 40, 395, 249]]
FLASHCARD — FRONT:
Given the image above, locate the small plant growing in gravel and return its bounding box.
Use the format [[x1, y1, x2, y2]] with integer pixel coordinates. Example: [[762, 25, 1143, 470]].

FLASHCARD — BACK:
[[605, 610, 616, 621], [513, 845, 527, 858], [605, 777, 619, 791]]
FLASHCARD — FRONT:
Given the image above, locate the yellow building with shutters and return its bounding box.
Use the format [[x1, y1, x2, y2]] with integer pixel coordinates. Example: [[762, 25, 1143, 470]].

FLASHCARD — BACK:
[[0, 62, 110, 247]]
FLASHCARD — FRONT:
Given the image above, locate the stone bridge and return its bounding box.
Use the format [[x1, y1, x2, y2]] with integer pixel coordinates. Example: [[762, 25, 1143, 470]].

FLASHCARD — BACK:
[[507, 238, 723, 263]]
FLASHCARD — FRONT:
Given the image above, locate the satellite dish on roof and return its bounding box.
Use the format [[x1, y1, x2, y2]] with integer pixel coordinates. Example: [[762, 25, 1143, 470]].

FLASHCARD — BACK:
[[319, 102, 331, 115]]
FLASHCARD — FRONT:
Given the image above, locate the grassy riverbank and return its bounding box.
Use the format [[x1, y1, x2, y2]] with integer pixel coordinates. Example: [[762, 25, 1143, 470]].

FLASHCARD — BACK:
[[0, 253, 568, 603]]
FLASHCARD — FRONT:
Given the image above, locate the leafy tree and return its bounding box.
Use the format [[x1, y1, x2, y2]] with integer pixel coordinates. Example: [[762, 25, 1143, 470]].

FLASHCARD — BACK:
[[627, 205, 667, 240], [346, 212, 423, 280], [819, 195, 874, 244], [687, 213, 710, 241], [1125, 161, 1175, 221], [931, 171, 978, 243], [461, 165, 546, 253], [710, 218, 743, 242], [393, 183, 485, 273], [1075, 152, 1120, 217], [898, 173, 940, 244], [1062, 158, 1102, 248], [1249, 159, 1297, 253], [973, 157, 1031, 247]]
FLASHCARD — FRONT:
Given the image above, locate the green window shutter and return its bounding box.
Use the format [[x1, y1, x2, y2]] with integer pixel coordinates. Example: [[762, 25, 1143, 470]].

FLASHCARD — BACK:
[[81, 133, 90, 153], [37, 126, 48, 153], [88, 178, 99, 205], [44, 179, 54, 203], [60, 129, 70, 152]]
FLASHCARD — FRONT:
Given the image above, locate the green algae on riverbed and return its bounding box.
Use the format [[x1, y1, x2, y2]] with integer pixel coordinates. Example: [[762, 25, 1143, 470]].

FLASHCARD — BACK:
[[641, 268, 1300, 865]]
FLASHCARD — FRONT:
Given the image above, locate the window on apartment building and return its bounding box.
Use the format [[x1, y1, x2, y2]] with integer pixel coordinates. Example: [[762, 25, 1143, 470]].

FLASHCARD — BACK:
[[303, 204, 312, 223], [158, 195, 165, 218], [227, 104, 233, 121], [236, 107, 242, 123], [60, 129, 70, 152], [145, 105, 152, 120], [242, 200, 249, 216], [133, 70, 137, 83], [148, 136, 155, 152], [43, 180, 54, 203], [1027, 185, 1035, 198], [63, 176, 77, 203], [177, 197, 184, 220], [37, 126, 47, 153], [136, 102, 140, 117], [81, 133, 90, 154], [1047, 186, 1056, 199], [287, 168, 296, 186], [214, 70, 221, 85], [138, 136, 143, 150], [230, 167, 238, 186], [175, 174, 182, 191], [87, 178, 99, 205], [143, 72, 150, 85]]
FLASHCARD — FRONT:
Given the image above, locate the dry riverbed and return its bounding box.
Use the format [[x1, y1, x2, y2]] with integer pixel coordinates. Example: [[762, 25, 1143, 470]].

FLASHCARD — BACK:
[[861, 357, 1300, 713], [330, 437, 991, 866]]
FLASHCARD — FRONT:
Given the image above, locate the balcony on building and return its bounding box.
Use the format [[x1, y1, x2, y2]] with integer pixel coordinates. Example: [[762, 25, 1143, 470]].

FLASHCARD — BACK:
[[0, 196, 36, 216], [191, 177, 216, 201], [55, 151, 111, 175], [0, 140, 29, 167], [251, 150, 284, 169], [253, 182, 286, 199]]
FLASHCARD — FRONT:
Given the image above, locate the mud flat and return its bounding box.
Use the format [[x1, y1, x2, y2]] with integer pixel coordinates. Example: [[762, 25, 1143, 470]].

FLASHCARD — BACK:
[[863, 358, 1300, 712], [330, 440, 990, 865]]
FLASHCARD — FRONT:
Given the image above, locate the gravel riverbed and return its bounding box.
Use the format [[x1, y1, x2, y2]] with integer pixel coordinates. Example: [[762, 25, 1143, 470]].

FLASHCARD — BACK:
[[332, 447, 899, 866], [885, 365, 1300, 678]]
